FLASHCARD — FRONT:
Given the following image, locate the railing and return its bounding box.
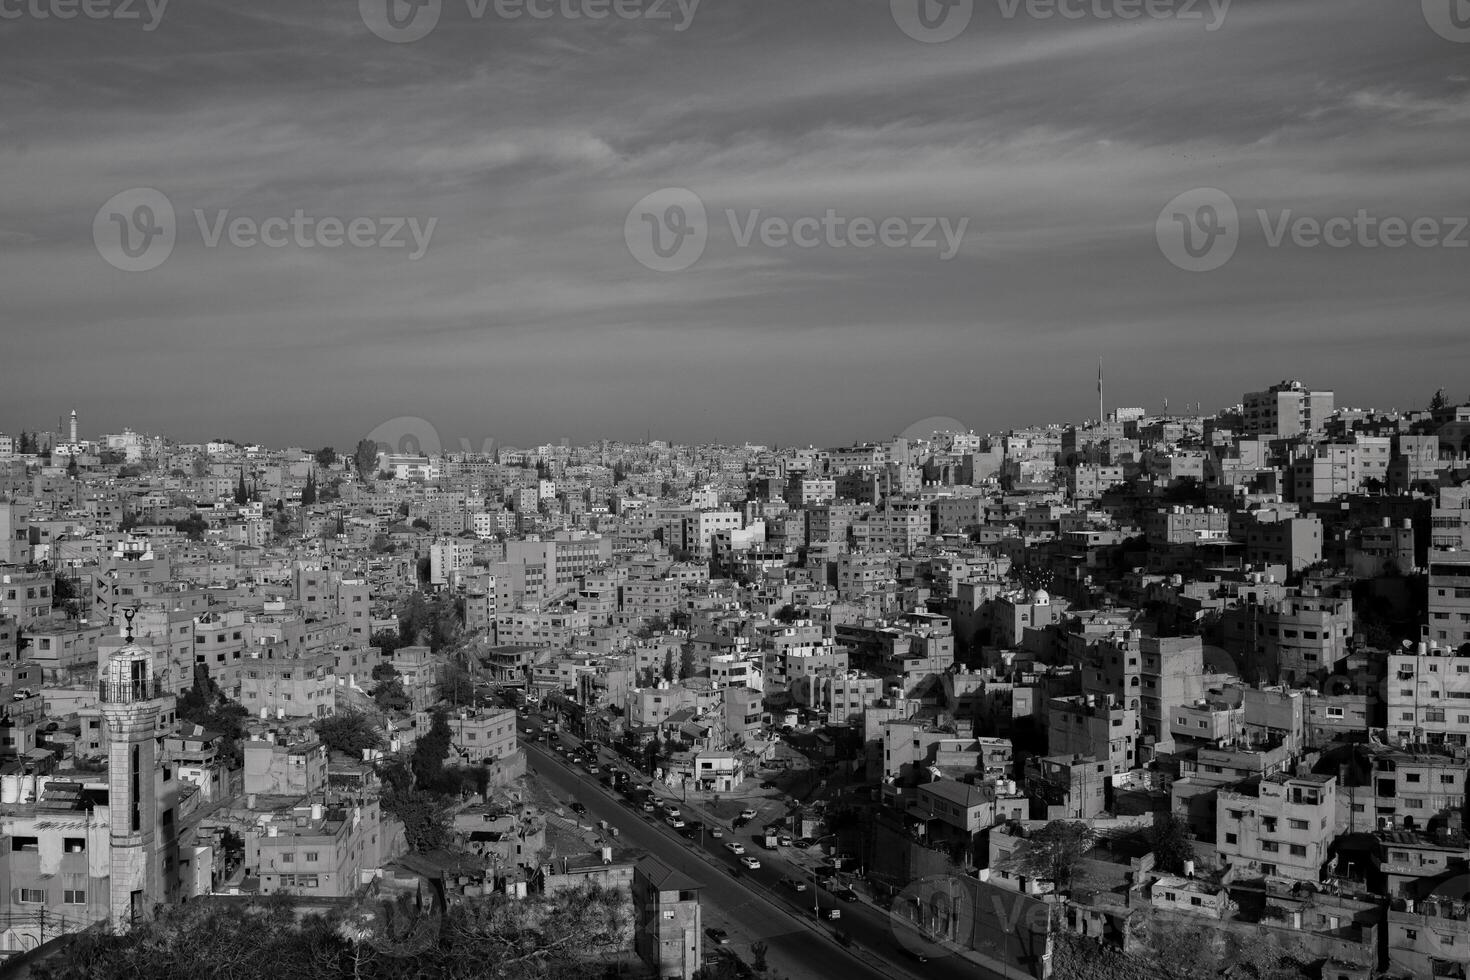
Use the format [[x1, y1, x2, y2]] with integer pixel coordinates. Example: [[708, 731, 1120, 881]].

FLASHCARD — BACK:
[[98, 678, 167, 704]]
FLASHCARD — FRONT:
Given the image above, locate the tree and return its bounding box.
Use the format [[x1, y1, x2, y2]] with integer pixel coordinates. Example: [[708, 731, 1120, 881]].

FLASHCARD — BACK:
[[774, 604, 800, 624], [174, 511, 208, 541], [662, 650, 675, 684], [314, 447, 337, 468], [678, 645, 697, 680], [1012, 820, 1096, 895], [371, 629, 402, 658], [750, 941, 769, 972], [177, 665, 249, 764], [302, 472, 317, 506], [314, 711, 382, 758], [1149, 811, 1195, 875], [52, 574, 80, 618], [412, 708, 455, 790], [411, 518, 431, 531], [1432, 387, 1450, 411], [66, 454, 79, 477], [354, 439, 379, 481], [235, 471, 249, 505]]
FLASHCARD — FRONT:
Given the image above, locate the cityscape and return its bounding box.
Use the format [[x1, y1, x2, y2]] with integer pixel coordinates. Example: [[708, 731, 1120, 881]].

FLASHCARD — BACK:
[[0, 384, 1467, 980], [3, 1, 1470, 979]]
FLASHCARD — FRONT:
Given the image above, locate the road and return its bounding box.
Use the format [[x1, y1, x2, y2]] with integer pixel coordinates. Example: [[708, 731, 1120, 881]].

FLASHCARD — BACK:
[[519, 719, 1015, 980]]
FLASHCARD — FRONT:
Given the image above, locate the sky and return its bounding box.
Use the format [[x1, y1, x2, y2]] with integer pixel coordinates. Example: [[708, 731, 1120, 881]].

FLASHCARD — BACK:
[[1, 0, 1468, 451]]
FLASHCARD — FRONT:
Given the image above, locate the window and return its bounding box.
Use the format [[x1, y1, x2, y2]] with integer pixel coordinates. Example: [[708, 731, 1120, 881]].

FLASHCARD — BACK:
[[11, 837, 38, 852], [63, 837, 85, 853], [18, 888, 45, 903], [1289, 844, 1307, 857], [63, 888, 86, 904], [305, 852, 319, 862]]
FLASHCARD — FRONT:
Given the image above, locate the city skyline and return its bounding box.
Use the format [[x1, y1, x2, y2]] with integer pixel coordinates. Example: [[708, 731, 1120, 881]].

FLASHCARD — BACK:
[[3, 0, 1468, 446]]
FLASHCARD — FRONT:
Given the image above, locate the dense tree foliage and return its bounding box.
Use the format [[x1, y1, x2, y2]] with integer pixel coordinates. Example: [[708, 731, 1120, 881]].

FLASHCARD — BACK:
[[177, 666, 249, 764], [314, 710, 383, 758], [1149, 811, 1195, 875], [33, 884, 633, 980]]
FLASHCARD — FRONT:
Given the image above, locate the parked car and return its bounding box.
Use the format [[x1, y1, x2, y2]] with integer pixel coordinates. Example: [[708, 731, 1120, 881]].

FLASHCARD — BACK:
[[739, 856, 761, 870], [666, 816, 686, 829], [833, 888, 858, 902], [641, 801, 657, 812], [779, 877, 807, 892], [725, 842, 746, 855], [706, 928, 730, 945], [777, 835, 793, 847], [662, 805, 681, 818], [569, 802, 587, 815], [710, 828, 725, 838], [739, 809, 758, 820]]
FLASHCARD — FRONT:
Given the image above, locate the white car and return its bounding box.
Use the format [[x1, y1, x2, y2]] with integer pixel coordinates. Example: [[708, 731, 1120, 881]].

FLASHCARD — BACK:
[[725, 842, 746, 856], [662, 805, 681, 817], [666, 816, 686, 829], [739, 809, 758, 820], [710, 828, 725, 839], [740, 856, 761, 870]]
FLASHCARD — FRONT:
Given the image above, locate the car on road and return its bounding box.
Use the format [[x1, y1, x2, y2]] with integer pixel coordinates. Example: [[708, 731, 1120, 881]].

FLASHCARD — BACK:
[[587, 764, 600, 774], [641, 801, 657, 812], [833, 888, 858, 902], [725, 842, 746, 855], [738, 809, 758, 820], [666, 816, 686, 829], [569, 802, 587, 815], [705, 928, 730, 945], [739, 856, 761, 870], [777, 835, 793, 847], [661, 805, 681, 817], [710, 828, 725, 838], [778, 877, 807, 892]]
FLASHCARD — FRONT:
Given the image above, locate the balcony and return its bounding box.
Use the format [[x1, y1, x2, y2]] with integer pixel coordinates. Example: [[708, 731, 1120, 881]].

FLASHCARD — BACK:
[[99, 678, 168, 704]]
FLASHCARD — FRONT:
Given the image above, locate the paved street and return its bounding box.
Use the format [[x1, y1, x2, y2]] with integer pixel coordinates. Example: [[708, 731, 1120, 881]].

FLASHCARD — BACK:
[[522, 722, 1017, 980]]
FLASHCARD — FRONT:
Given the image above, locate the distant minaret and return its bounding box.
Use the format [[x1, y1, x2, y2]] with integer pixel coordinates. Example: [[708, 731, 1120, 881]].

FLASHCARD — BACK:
[[1097, 358, 1104, 426], [69, 409, 78, 444]]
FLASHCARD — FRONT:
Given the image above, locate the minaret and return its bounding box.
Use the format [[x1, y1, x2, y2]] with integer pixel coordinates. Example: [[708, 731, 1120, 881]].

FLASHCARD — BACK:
[[1097, 358, 1104, 427], [99, 610, 168, 931], [69, 409, 78, 445]]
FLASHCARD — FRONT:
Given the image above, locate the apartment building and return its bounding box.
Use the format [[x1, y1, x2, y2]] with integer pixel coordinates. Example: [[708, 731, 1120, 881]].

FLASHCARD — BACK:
[[1046, 694, 1139, 775], [632, 856, 702, 980], [1216, 772, 1336, 882], [1385, 641, 1470, 746], [249, 797, 386, 899], [1242, 380, 1334, 438], [1426, 557, 1470, 649], [446, 707, 518, 765]]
